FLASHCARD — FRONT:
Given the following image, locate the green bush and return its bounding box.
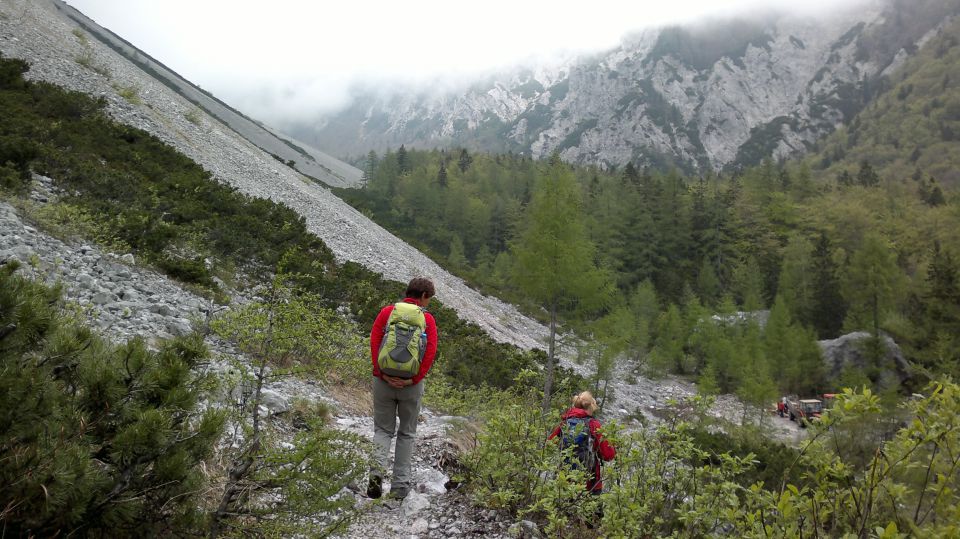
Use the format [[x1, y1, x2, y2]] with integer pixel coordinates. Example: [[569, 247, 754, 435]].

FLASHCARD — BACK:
[[687, 425, 809, 490], [462, 387, 960, 538], [157, 254, 214, 287], [0, 262, 225, 536]]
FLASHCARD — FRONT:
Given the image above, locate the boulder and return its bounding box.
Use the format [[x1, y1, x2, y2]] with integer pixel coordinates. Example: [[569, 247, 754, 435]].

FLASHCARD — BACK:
[[416, 468, 449, 495], [410, 518, 429, 534], [0, 245, 33, 263], [91, 291, 115, 305], [165, 318, 192, 336], [121, 253, 135, 264], [149, 304, 173, 316], [259, 388, 290, 415], [818, 332, 911, 388]]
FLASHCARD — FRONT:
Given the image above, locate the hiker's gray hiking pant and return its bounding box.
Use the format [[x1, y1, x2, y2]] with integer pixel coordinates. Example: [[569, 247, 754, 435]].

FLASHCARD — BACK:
[[371, 376, 424, 489]]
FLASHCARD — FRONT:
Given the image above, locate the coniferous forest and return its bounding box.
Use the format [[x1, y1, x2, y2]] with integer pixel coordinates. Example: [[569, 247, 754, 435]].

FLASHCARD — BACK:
[[338, 140, 960, 400]]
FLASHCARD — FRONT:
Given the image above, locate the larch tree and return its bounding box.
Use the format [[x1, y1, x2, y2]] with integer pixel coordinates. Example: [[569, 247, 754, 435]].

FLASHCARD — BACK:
[[511, 154, 612, 415], [842, 233, 904, 339], [810, 232, 846, 338], [778, 233, 816, 326]]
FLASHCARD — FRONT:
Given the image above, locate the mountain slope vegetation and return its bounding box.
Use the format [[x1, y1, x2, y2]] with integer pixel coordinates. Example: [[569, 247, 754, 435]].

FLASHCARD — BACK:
[[811, 14, 960, 187], [340, 138, 960, 397]]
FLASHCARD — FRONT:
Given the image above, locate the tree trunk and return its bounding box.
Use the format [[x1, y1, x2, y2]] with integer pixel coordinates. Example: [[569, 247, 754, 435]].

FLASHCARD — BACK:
[[541, 302, 557, 416]]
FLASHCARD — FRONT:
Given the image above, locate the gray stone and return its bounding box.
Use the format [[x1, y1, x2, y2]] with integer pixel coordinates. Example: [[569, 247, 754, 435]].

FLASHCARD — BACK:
[[410, 518, 429, 534], [401, 491, 430, 519], [818, 332, 910, 389], [91, 291, 115, 305], [149, 304, 173, 316], [166, 318, 192, 336], [80, 245, 94, 254], [120, 253, 135, 264], [416, 468, 448, 495], [0, 245, 32, 262], [508, 520, 542, 539], [77, 273, 95, 287], [119, 289, 139, 301], [259, 389, 289, 414]]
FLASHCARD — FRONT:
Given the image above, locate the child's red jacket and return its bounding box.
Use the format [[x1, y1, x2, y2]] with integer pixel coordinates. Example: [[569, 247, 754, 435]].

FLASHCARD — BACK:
[[548, 407, 617, 492]]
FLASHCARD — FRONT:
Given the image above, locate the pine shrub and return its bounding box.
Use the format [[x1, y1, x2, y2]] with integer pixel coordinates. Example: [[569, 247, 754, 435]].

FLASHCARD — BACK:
[[0, 261, 225, 536]]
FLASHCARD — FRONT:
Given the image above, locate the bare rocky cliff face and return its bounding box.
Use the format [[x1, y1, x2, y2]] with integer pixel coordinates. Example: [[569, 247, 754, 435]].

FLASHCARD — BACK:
[[298, 0, 960, 172]]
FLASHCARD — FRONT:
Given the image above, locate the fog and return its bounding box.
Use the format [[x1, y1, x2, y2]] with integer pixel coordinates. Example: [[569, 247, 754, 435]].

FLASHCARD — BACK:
[[67, 0, 871, 125]]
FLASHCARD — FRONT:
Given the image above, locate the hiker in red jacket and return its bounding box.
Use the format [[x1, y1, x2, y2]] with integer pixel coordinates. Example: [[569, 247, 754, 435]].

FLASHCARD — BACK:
[[366, 277, 439, 500], [548, 391, 616, 494]]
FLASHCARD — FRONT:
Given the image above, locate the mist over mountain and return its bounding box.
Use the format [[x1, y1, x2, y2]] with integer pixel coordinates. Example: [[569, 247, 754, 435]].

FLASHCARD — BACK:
[[290, 0, 960, 173]]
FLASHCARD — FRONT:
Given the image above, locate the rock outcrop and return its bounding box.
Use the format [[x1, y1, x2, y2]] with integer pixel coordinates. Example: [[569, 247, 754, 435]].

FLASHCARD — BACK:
[[819, 331, 912, 388]]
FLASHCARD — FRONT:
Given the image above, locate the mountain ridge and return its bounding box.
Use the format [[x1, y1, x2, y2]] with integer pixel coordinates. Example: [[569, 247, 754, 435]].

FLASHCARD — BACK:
[[295, 0, 960, 173]]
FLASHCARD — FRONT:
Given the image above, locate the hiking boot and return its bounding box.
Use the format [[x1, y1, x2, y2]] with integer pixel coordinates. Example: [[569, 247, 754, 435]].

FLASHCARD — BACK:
[[366, 476, 382, 499]]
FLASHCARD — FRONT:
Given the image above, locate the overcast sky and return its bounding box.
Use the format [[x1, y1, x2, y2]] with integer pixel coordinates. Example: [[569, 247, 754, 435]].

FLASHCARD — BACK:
[[67, 0, 864, 125]]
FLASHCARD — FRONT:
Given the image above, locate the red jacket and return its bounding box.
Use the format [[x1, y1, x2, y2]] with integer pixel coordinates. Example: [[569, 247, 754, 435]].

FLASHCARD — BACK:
[[548, 407, 616, 492], [370, 298, 438, 385]]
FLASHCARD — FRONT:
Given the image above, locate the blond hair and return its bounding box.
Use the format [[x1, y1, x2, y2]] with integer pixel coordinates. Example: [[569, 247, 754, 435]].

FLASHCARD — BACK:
[[572, 391, 598, 415]]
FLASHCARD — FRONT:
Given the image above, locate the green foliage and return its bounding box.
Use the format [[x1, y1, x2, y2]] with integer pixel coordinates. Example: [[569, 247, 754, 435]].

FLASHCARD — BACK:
[[210, 270, 367, 382], [114, 83, 140, 104], [29, 201, 131, 253], [464, 385, 960, 538], [340, 126, 959, 395], [0, 263, 225, 536], [208, 272, 368, 536], [842, 233, 905, 336], [510, 154, 613, 411], [809, 16, 960, 186]]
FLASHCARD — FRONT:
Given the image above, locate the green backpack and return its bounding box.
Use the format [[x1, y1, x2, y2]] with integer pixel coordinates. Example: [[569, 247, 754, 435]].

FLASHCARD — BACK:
[[377, 302, 427, 379]]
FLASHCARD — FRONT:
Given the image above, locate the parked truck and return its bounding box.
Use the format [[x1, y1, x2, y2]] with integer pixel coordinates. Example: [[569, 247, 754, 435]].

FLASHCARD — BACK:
[[787, 398, 823, 428]]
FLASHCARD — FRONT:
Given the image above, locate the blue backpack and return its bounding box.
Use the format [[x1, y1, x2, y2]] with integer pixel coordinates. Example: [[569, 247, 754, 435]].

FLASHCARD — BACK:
[[558, 417, 597, 473]]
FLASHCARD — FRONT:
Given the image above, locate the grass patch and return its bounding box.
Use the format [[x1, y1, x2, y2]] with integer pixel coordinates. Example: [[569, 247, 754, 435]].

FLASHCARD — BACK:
[[184, 108, 202, 125], [71, 28, 88, 45], [114, 83, 141, 104]]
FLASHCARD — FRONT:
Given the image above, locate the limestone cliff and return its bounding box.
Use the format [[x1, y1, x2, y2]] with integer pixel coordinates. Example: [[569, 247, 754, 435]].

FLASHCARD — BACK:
[[299, 0, 960, 172]]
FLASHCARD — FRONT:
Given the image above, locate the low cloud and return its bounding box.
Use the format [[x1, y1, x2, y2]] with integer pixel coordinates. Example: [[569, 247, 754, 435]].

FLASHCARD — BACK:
[[70, 0, 872, 126]]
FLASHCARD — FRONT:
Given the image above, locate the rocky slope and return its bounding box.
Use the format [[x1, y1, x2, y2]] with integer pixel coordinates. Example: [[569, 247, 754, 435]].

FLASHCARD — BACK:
[[298, 0, 960, 173], [47, 0, 364, 188], [0, 0, 549, 354], [0, 190, 511, 538]]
